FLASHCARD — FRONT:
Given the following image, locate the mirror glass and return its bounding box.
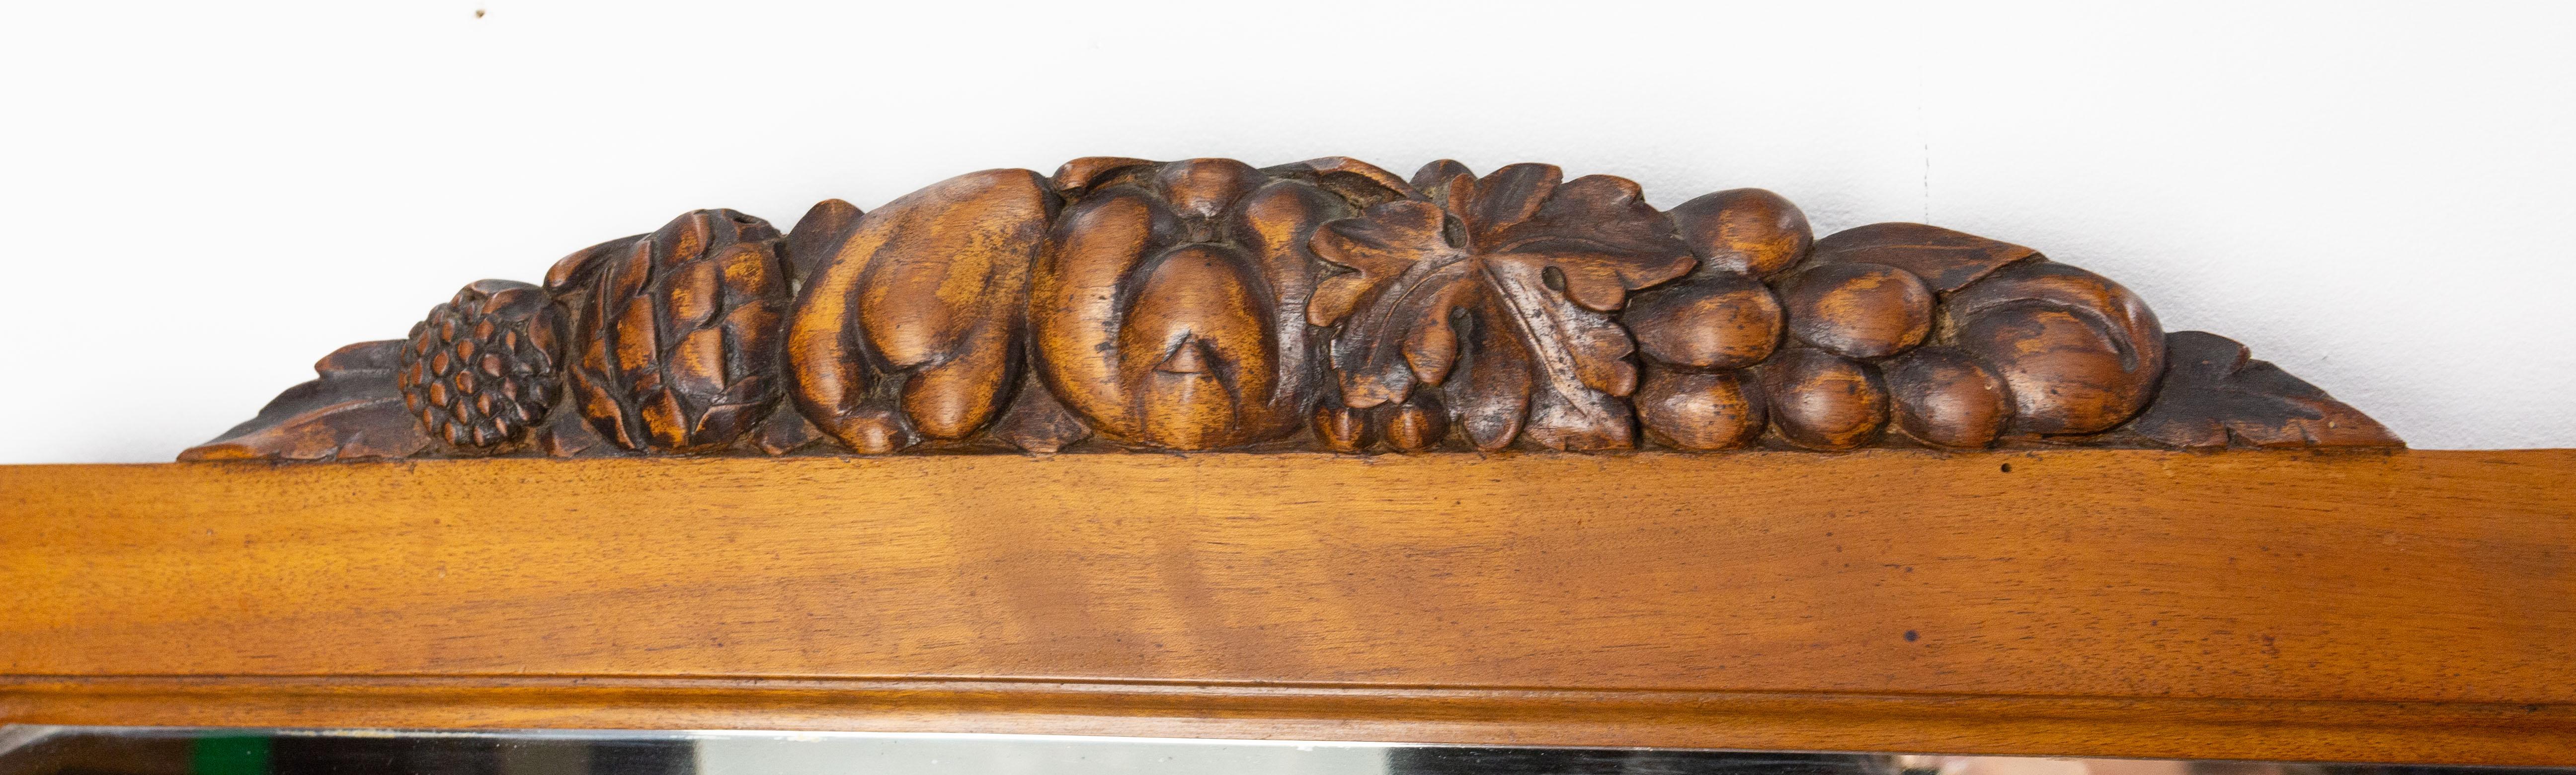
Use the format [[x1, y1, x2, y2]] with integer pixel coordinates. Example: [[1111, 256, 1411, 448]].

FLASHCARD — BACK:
[[1, 726, 2559, 775]]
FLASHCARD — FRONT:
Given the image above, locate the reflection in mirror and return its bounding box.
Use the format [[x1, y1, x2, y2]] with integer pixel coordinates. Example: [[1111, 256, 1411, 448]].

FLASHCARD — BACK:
[[0, 727, 2562, 775]]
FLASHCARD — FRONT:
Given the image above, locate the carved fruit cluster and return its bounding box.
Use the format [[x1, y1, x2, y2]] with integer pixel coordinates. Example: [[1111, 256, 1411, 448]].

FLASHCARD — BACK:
[[398, 280, 563, 452], [183, 156, 2401, 461], [1626, 207, 2167, 451]]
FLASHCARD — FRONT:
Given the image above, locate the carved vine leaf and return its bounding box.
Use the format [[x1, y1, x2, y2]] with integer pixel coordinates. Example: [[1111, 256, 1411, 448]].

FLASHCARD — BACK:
[[179, 341, 433, 461], [1307, 162, 1694, 450], [2129, 331, 2402, 449]]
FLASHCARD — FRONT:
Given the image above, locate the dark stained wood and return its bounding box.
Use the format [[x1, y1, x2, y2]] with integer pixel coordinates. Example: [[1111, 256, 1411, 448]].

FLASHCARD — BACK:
[[1625, 273, 1784, 370], [546, 209, 791, 453], [1943, 261, 2167, 437], [179, 341, 430, 461], [1666, 187, 1811, 279], [179, 157, 2400, 459], [1308, 162, 1694, 452], [1808, 221, 2036, 293], [787, 170, 1053, 452], [1635, 366, 1767, 450], [1883, 347, 2012, 448], [5, 450, 2572, 764], [2133, 331, 2403, 448], [397, 280, 562, 453], [1761, 348, 1890, 450], [1035, 159, 1347, 450], [1780, 262, 1935, 359]]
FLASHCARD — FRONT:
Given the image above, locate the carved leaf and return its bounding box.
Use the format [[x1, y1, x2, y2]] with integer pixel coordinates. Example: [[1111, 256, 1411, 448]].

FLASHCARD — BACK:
[[533, 407, 612, 457], [747, 403, 824, 456], [1308, 162, 1694, 449], [180, 341, 432, 461], [989, 373, 1092, 453], [1811, 222, 2038, 292], [2130, 331, 2401, 448], [1307, 199, 1472, 406], [1442, 291, 1536, 450]]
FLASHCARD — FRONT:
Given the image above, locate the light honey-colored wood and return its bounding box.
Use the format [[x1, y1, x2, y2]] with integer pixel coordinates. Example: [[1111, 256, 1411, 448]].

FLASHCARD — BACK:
[[4, 450, 2572, 764]]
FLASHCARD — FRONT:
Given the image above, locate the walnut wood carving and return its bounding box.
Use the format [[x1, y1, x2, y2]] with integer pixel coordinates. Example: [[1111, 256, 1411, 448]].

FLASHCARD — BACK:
[[182, 159, 2400, 460]]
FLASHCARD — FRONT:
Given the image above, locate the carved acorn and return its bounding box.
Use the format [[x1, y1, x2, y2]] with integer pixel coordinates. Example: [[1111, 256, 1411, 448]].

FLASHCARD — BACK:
[[545, 209, 791, 453], [398, 280, 564, 452], [1032, 158, 1393, 449], [784, 170, 1053, 453]]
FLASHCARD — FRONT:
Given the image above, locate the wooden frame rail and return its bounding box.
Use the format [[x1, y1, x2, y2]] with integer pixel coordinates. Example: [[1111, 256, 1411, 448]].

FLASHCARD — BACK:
[[4, 450, 2573, 765]]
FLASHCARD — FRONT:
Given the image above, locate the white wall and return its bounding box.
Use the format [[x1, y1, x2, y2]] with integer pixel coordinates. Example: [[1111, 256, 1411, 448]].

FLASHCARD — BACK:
[[3, 0, 2568, 463]]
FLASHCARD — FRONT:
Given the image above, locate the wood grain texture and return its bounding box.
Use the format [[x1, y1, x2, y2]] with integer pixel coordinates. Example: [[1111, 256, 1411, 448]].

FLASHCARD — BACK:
[[3, 450, 2572, 762], [181, 157, 2402, 461]]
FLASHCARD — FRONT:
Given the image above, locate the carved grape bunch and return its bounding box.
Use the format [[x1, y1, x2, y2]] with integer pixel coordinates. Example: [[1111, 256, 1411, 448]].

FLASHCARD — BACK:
[[1307, 161, 1696, 451], [1626, 198, 2174, 451], [184, 156, 2400, 461], [399, 280, 564, 452]]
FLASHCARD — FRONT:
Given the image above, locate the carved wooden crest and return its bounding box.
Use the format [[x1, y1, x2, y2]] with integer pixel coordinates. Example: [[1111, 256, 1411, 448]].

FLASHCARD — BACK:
[[183, 158, 2397, 460]]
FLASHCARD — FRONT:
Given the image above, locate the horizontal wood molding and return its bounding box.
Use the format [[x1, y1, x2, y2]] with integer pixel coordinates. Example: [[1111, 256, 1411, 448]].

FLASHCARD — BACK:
[[7, 676, 2575, 766], [5, 450, 2574, 764]]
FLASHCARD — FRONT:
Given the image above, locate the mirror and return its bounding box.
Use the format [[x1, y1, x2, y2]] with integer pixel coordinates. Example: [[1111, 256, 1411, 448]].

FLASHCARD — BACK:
[[0, 726, 2557, 775]]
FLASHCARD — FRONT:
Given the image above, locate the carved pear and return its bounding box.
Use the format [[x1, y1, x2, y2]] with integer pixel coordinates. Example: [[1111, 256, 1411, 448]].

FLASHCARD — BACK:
[[784, 169, 1056, 452]]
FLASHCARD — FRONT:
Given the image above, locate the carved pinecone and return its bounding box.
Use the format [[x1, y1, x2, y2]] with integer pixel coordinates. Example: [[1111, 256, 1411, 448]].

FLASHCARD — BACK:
[[399, 280, 564, 452], [546, 209, 790, 453]]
